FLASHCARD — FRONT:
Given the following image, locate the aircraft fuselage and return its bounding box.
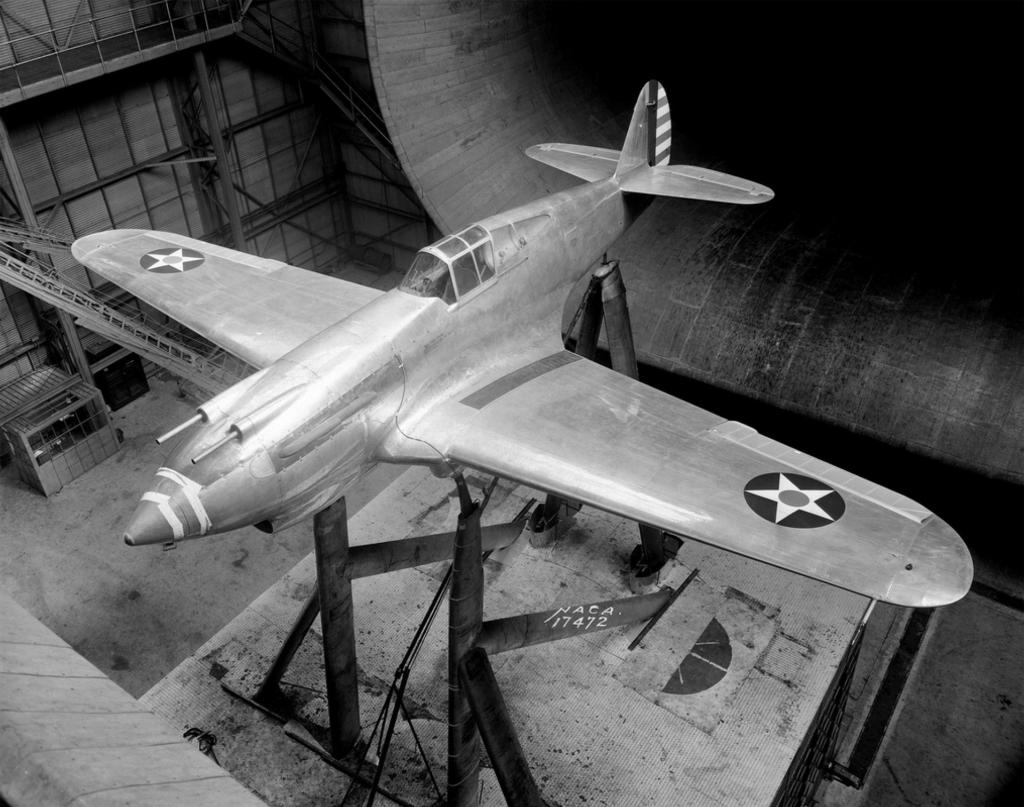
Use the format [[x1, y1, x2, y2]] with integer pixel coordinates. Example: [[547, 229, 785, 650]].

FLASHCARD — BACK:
[[124, 178, 643, 545]]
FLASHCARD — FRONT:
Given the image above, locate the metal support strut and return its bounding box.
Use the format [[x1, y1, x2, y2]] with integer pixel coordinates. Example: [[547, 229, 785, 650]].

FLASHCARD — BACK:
[[447, 472, 484, 806], [312, 497, 361, 756], [535, 258, 673, 583], [223, 497, 360, 758]]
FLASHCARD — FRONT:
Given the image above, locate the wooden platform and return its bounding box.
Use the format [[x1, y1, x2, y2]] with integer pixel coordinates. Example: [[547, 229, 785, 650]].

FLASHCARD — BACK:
[[0, 590, 265, 807], [142, 467, 869, 806]]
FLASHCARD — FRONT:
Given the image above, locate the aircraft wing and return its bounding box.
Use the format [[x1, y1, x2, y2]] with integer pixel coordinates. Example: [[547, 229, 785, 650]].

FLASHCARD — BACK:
[[71, 230, 384, 368], [406, 351, 973, 607]]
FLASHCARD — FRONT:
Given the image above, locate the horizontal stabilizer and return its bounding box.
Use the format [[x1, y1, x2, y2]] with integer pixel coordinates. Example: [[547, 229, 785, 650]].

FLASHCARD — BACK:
[[618, 164, 774, 204], [525, 143, 620, 182]]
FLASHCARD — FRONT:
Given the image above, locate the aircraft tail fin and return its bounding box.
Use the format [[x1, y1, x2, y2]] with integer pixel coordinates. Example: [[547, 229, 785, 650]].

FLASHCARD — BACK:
[[614, 79, 672, 176], [526, 80, 773, 205], [615, 80, 772, 204]]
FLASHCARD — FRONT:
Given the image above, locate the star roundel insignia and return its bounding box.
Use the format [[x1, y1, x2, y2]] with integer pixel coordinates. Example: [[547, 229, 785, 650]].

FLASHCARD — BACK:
[[139, 247, 205, 274], [744, 472, 846, 529]]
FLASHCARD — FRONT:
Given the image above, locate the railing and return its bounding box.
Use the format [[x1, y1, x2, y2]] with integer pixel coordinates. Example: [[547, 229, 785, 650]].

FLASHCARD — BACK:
[[236, 2, 399, 166], [313, 52, 399, 166], [0, 216, 70, 254], [0, 1, 241, 104], [0, 0, 399, 171], [0, 242, 251, 393]]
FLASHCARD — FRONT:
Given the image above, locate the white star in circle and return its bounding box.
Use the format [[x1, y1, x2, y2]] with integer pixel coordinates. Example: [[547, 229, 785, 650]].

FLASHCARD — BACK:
[[147, 249, 203, 272], [746, 473, 838, 524]]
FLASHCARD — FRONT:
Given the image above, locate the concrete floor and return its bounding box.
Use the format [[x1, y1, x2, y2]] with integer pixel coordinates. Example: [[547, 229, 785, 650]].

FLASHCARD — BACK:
[[1, 379, 1022, 805], [0, 377, 402, 698]]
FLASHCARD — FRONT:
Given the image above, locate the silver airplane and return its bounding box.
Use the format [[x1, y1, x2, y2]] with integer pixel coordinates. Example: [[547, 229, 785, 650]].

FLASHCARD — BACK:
[[72, 81, 972, 608]]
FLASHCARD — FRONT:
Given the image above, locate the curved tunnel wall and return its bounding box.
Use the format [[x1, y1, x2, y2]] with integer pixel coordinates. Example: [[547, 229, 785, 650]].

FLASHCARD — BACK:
[[364, 0, 1023, 486]]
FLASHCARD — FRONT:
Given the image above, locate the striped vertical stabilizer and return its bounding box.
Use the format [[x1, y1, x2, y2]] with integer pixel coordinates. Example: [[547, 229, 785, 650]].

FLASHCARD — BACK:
[[616, 80, 672, 177], [651, 82, 671, 166]]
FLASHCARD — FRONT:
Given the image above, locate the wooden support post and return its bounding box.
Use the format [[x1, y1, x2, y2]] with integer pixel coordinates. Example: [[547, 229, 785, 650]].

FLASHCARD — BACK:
[[459, 647, 545, 807], [447, 473, 483, 806], [313, 497, 361, 757]]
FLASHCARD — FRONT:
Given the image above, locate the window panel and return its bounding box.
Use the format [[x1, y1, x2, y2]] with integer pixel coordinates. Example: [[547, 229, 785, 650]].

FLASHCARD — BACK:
[[474, 242, 495, 281], [400, 251, 454, 304], [451, 252, 479, 297]]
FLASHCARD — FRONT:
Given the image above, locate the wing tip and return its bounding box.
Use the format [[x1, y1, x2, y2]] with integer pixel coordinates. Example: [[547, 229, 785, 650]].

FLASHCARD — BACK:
[[71, 229, 147, 261], [884, 515, 974, 607]]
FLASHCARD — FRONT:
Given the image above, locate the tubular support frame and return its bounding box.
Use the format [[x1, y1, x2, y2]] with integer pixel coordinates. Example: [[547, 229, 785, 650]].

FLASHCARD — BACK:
[[447, 471, 484, 806], [459, 647, 545, 807], [234, 513, 525, 717], [312, 497, 361, 757], [477, 589, 673, 655]]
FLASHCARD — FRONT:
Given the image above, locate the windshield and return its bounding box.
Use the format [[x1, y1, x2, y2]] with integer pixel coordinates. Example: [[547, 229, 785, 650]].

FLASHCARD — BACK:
[[399, 251, 455, 303], [398, 225, 497, 303]]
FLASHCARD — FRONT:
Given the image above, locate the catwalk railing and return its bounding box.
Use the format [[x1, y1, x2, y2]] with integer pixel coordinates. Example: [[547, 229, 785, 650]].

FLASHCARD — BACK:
[[236, 1, 399, 168], [0, 1, 241, 106]]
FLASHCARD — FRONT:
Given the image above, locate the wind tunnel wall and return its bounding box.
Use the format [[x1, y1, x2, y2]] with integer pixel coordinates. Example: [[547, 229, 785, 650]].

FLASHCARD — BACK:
[[364, 0, 1023, 486]]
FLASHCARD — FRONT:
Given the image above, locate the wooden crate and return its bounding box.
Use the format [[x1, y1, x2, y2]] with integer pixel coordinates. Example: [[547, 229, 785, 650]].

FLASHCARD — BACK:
[[0, 367, 120, 496]]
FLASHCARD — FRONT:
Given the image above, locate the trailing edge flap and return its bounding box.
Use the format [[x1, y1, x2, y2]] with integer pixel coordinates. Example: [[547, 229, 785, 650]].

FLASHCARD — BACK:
[[618, 164, 774, 204], [525, 143, 621, 182], [72, 229, 383, 368], [405, 351, 972, 608]]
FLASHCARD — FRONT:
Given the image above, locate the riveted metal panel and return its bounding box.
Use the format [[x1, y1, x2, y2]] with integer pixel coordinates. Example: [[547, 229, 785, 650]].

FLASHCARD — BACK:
[[138, 171, 186, 233], [233, 126, 269, 197], [89, 0, 132, 40], [9, 122, 59, 203], [65, 191, 109, 238], [3, 1, 54, 63], [103, 176, 146, 226], [153, 79, 181, 150], [251, 70, 285, 115], [80, 96, 133, 177], [217, 59, 257, 125], [41, 109, 95, 193], [121, 82, 169, 162]]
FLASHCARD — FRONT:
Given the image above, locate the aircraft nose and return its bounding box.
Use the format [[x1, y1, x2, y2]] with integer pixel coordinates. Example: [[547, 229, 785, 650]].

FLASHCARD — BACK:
[[123, 495, 181, 546], [122, 467, 214, 546]]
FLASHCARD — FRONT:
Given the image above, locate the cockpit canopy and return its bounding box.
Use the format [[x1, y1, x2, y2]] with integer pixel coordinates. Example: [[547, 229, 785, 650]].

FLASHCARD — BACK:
[[400, 225, 495, 304]]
